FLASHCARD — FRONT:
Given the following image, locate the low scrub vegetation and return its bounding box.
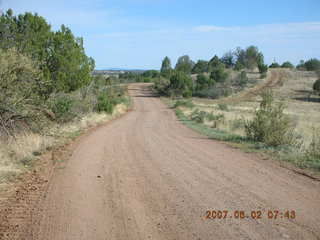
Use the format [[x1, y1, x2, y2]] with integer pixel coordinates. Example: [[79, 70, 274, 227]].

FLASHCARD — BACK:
[[171, 85, 320, 173], [189, 109, 207, 123], [305, 128, 320, 164], [0, 9, 131, 188], [173, 100, 195, 109], [244, 90, 298, 147], [218, 103, 229, 111]]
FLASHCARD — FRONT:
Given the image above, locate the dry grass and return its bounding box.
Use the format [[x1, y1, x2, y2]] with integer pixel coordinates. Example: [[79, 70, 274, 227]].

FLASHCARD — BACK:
[[182, 69, 320, 147], [0, 103, 129, 189]]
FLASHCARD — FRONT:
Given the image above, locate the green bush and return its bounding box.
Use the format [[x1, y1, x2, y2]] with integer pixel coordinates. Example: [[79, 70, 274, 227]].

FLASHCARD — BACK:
[[244, 90, 297, 147], [269, 63, 280, 68], [96, 93, 115, 114], [206, 112, 224, 121], [230, 118, 245, 130], [154, 76, 170, 95], [143, 77, 152, 83], [173, 100, 195, 109], [204, 111, 225, 128], [196, 73, 214, 91], [313, 79, 320, 94], [169, 71, 193, 97], [194, 87, 232, 99], [258, 63, 268, 74], [281, 61, 294, 69], [218, 103, 229, 111], [0, 48, 51, 136], [190, 109, 207, 123], [236, 71, 249, 87], [305, 128, 320, 163], [210, 66, 228, 83], [234, 61, 245, 71], [50, 95, 75, 122], [304, 58, 320, 71]]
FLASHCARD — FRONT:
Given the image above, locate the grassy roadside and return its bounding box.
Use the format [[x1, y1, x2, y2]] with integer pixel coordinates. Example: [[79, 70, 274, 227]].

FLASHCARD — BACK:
[[165, 98, 320, 178], [0, 95, 132, 191]]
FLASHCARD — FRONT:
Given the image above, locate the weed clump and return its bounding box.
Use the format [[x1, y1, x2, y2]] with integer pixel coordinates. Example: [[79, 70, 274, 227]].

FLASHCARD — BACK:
[[96, 92, 115, 114], [190, 109, 207, 123], [230, 118, 245, 130], [173, 100, 195, 109], [305, 128, 320, 162], [217, 103, 229, 111], [244, 90, 298, 147], [50, 95, 75, 122]]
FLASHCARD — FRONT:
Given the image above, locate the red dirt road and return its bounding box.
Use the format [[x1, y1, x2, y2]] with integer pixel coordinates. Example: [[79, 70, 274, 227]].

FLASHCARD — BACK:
[[25, 84, 320, 239]]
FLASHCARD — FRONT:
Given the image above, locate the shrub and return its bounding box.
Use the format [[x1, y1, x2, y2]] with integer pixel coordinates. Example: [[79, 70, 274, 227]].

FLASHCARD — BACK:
[[305, 128, 320, 161], [205, 112, 225, 128], [235, 71, 248, 87], [269, 63, 280, 68], [50, 95, 75, 122], [206, 112, 224, 121], [0, 48, 50, 136], [194, 87, 232, 99], [313, 79, 320, 94], [244, 90, 297, 147], [281, 61, 294, 69], [190, 109, 207, 123], [210, 66, 228, 83], [168, 71, 193, 97], [234, 61, 244, 71], [230, 118, 245, 130], [96, 93, 114, 114], [196, 73, 214, 91], [153, 76, 170, 95], [173, 100, 195, 109], [218, 103, 229, 111], [143, 77, 152, 83], [304, 58, 320, 71], [258, 63, 268, 74]]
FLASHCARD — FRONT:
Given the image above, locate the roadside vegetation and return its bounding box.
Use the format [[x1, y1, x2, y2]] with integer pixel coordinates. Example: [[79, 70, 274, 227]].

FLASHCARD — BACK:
[[151, 45, 320, 174], [153, 46, 268, 99], [0, 10, 131, 188], [169, 70, 320, 174]]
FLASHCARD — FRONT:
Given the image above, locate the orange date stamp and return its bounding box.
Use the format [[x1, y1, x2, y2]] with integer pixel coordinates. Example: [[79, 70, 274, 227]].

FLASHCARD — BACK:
[[204, 210, 296, 220]]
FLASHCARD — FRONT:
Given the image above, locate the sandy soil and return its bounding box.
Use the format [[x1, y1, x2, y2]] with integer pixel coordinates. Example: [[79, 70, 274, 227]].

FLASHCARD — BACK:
[[2, 83, 320, 240]]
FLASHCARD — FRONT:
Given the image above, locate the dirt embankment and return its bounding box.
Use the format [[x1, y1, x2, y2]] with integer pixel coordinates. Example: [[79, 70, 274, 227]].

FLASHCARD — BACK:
[[1, 83, 320, 240]]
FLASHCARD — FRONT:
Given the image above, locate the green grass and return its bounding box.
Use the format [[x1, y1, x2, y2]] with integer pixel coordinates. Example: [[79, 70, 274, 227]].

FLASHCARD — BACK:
[[175, 109, 245, 142], [68, 130, 83, 140], [172, 99, 195, 109]]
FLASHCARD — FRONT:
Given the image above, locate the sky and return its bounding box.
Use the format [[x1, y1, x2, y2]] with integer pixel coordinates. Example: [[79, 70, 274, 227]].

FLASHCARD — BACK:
[[1, 0, 320, 70]]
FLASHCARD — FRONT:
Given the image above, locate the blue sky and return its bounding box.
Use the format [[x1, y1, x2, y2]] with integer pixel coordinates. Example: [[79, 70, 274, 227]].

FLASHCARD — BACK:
[[1, 0, 320, 69]]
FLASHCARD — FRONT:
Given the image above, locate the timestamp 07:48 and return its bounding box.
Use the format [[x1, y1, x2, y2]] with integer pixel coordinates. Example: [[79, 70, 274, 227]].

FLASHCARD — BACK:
[[205, 210, 296, 220]]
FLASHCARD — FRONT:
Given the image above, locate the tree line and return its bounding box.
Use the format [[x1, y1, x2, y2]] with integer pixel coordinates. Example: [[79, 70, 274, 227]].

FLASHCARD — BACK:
[[155, 46, 268, 98], [153, 46, 320, 98]]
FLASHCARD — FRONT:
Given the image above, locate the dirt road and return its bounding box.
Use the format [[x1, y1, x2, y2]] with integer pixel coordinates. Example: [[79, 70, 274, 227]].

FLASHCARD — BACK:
[[216, 69, 288, 104], [29, 84, 320, 239]]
